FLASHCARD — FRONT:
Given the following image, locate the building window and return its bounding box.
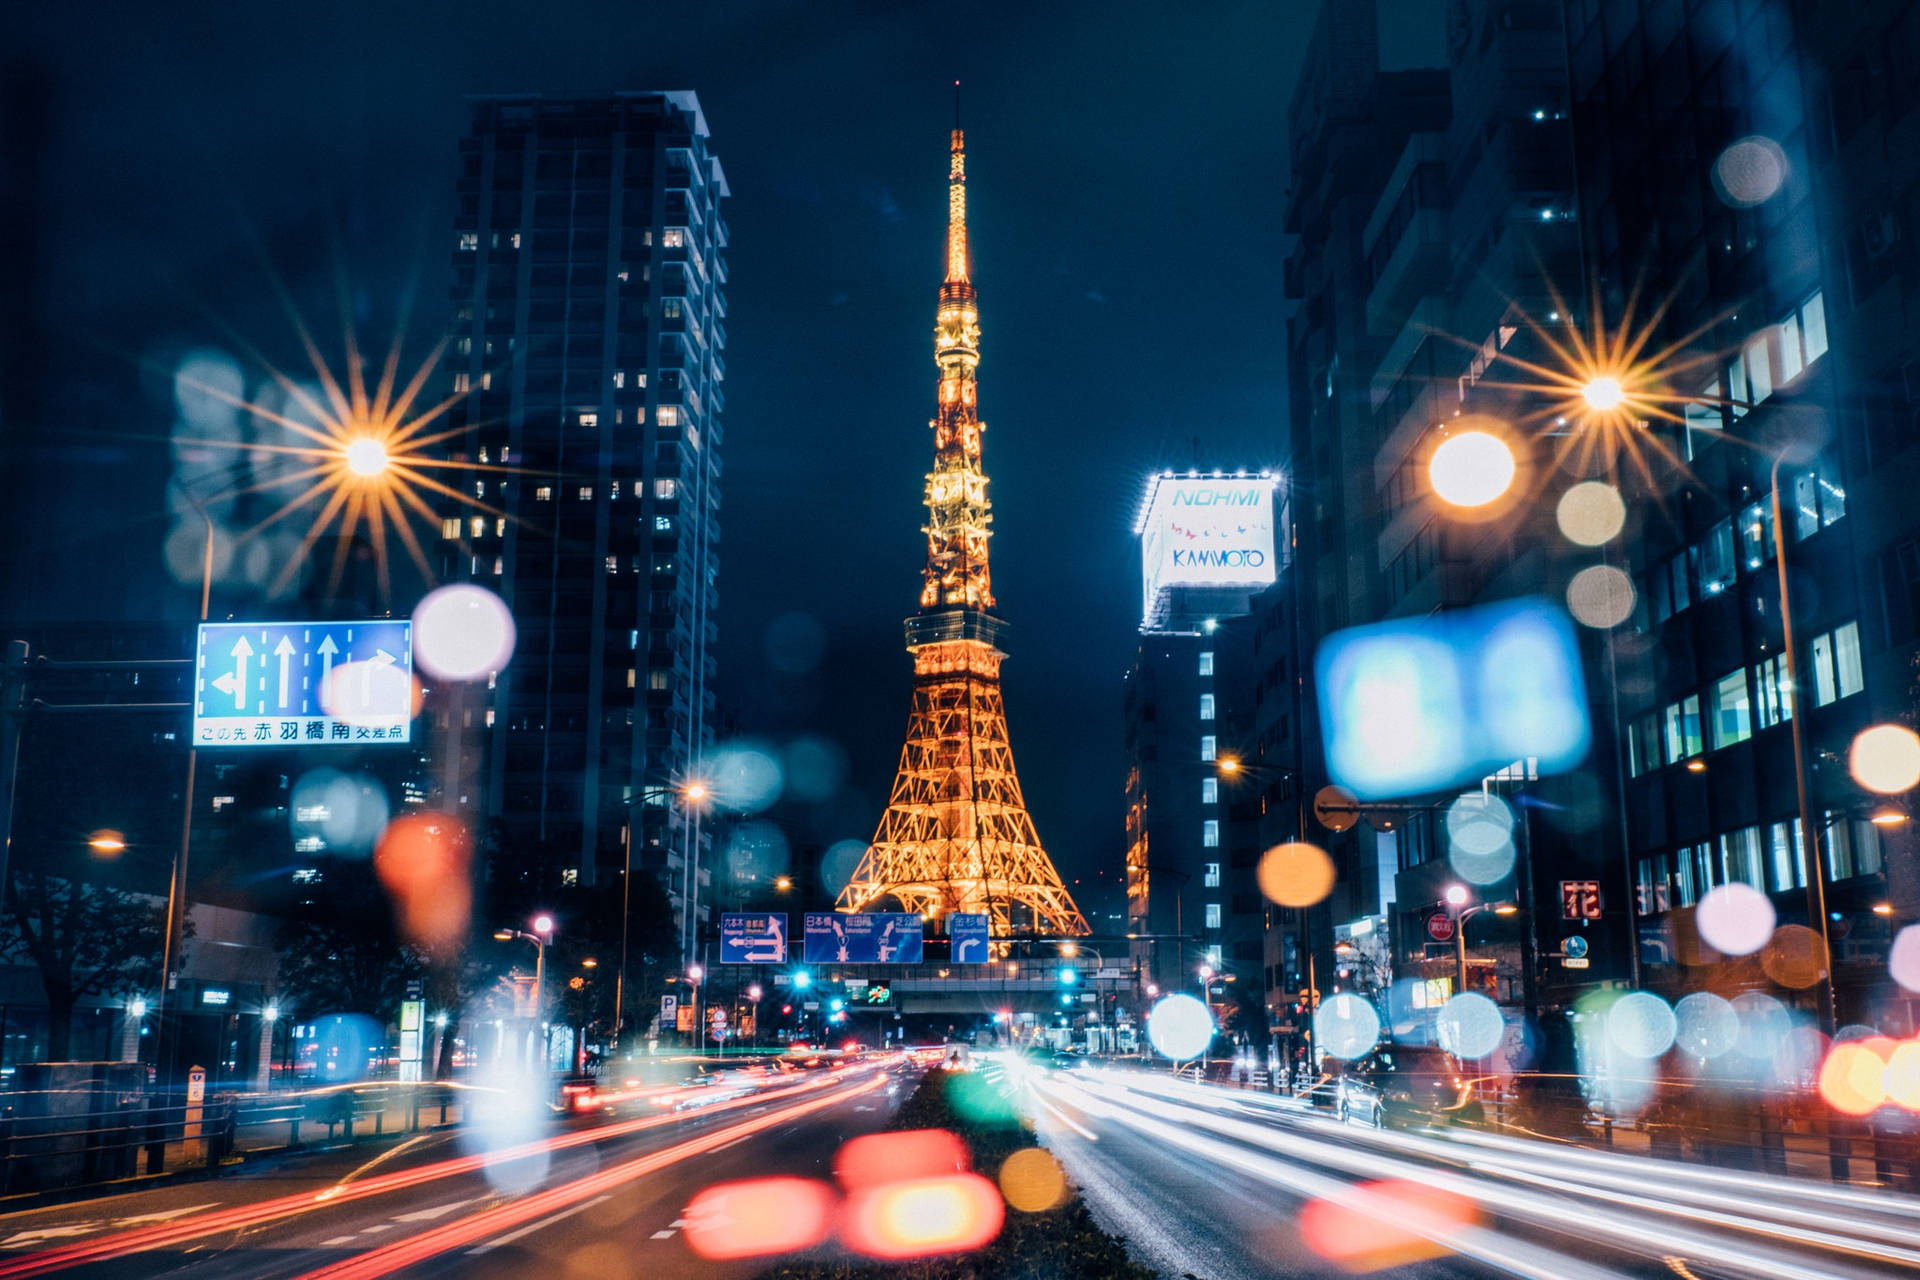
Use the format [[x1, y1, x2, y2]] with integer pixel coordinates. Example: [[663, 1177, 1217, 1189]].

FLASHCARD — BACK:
[[1199, 694, 1215, 721], [1199, 735, 1216, 762], [655, 515, 674, 532], [1809, 622, 1864, 706], [649, 669, 671, 691], [661, 298, 683, 320], [1198, 651, 1214, 677], [1207, 945, 1222, 966], [458, 232, 478, 251], [1824, 811, 1884, 880], [657, 405, 680, 427], [560, 868, 579, 887], [606, 556, 618, 574], [1201, 778, 1218, 805], [626, 668, 636, 689], [1767, 820, 1804, 893], [452, 371, 470, 392], [441, 517, 460, 540], [1708, 669, 1752, 749], [1663, 696, 1702, 763], [578, 486, 593, 501], [1204, 862, 1221, 888], [1719, 826, 1765, 891], [1755, 654, 1793, 728], [579, 412, 598, 428], [1738, 500, 1774, 572], [492, 556, 503, 575], [469, 516, 485, 538], [655, 479, 678, 500], [535, 486, 552, 502], [1695, 520, 1736, 595], [662, 228, 685, 248], [1202, 820, 1219, 848], [1205, 903, 1222, 930]]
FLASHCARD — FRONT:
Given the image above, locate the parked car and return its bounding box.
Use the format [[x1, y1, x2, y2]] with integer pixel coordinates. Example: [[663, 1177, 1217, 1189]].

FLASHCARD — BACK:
[[1336, 1043, 1481, 1129]]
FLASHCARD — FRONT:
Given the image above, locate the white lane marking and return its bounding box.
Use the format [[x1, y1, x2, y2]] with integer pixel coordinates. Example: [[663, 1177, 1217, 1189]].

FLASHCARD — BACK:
[[322, 1236, 360, 1247], [650, 1229, 676, 1239], [393, 1198, 484, 1223], [709, 1134, 751, 1153], [465, 1194, 612, 1255], [1, 1203, 223, 1248], [115, 1203, 222, 1228], [1, 1226, 98, 1247], [360, 1224, 392, 1234], [670, 1218, 689, 1227]]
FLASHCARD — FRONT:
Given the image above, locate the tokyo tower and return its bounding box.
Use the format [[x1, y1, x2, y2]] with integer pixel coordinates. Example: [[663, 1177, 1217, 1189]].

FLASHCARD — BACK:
[[835, 113, 1089, 938]]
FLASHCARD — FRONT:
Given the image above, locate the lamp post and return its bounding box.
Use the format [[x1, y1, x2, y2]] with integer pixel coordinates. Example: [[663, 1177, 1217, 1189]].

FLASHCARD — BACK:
[[494, 913, 553, 1069], [1446, 885, 1518, 998]]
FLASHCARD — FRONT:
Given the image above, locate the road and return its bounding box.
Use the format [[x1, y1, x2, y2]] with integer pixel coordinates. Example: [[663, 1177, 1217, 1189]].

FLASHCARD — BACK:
[[1012, 1059, 1920, 1279], [0, 1059, 913, 1280]]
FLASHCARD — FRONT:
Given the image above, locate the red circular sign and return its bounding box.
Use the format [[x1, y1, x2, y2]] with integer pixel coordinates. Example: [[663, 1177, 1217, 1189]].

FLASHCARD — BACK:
[[1426, 912, 1457, 942]]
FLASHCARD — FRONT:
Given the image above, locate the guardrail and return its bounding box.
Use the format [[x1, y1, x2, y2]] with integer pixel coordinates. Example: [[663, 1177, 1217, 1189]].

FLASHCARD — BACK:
[[0, 1082, 466, 1196]]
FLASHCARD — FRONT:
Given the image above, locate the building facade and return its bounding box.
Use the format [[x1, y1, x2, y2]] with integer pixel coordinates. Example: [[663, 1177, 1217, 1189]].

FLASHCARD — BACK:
[[438, 93, 727, 947]]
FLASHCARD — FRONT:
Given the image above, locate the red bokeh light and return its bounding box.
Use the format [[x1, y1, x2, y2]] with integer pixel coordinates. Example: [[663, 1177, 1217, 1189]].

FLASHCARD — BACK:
[[683, 1177, 836, 1260], [374, 812, 472, 951], [840, 1173, 1005, 1260], [834, 1129, 971, 1191], [1298, 1180, 1478, 1271]]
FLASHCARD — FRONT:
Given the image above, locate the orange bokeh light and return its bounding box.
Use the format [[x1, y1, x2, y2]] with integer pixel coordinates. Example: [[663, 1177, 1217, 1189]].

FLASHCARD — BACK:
[[834, 1129, 971, 1191], [1883, 1041, 1920, 1112], [840, 1173, 1004, 1260], [374, 811, 472, 951], [1298, 1180, 1479, 1272], [1818, 1042, 1890, 1116], [682, 1177, 836, 1260]]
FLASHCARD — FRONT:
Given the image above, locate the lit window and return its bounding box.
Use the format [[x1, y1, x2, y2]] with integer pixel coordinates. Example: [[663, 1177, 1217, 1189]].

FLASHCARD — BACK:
[[1205, 903, 1222, 929], [1199, 735, 1216, 762], [662, 298, 684, 320], [1738, 500, 1773, 571], [1802, 291, 1828, 364], [484, 708, 495, 727], [1663, 695, 1702, 762], [452, 371, 470, 392], [495, 517, 505, 536], [1207, 945, 1222, 966], [1204, 862, 1221, 888], [649, 669, 671, 690], [658, 405, 680, 427], [578, 486, 594, 501], [470, 516, 485, 538], [492, 556, 503, 575], [1708, 669, 1751, 749], [1835, 621, 1864, 699], [629, 629, 639, 650], [561, 868, 579, 887], [441, 517, 460, 540], [1201, 778, 1218, 805], [1755, 654, 1793, 728], [663, 228, 685, 248], [1198, 651, 1214, 677], [535, 486, 553, 502], [634, 372, 647, 388], [606, 556, 619, 574], [579, 412, 598, 428], [626, 668, 636, 689], [1777, 315, 1804, 384], [1695, 520, 1735, 595], [655, 515, 674, 532], [1199, 694, 1215, 721], [613, 371, 624, 388], [655, 479, 677, 500], [1202, 820, 1219, 848], [458, 232, 478, 251], [687, 425, 701, 451], [211, 795, 236, 811]]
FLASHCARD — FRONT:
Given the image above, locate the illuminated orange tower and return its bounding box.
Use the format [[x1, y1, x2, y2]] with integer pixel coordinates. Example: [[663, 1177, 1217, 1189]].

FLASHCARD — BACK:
[[836, 112, 1088, 938]]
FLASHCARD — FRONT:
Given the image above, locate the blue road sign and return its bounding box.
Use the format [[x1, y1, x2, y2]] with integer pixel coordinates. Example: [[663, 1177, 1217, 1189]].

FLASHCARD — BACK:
[[949, 913, 991, 963], [803, 913, 924, 964], [719, 913, 788, 964], [193, 620, 413, 748]]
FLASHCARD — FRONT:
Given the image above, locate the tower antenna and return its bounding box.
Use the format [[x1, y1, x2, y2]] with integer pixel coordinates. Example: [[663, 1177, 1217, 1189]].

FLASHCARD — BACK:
[[954, 79, 961, 131]]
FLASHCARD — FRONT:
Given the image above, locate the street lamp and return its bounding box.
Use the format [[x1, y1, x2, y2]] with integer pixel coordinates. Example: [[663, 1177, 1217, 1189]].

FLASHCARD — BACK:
[[614, 779, 709, 1055], [494, 916, 553, 1069], [1428, 430, 1517, 508], [1445, 887, 1517, 997]]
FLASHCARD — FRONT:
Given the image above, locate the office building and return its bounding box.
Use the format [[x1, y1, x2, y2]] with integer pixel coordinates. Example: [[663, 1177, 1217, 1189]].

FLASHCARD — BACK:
[[438, 93, 727, 946]]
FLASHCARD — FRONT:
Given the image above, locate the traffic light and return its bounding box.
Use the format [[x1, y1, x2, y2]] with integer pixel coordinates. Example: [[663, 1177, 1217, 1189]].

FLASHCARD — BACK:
[[829, 997, 845, 1012], [792, 969, 812, 989], [1058, 966, 1078, 986]]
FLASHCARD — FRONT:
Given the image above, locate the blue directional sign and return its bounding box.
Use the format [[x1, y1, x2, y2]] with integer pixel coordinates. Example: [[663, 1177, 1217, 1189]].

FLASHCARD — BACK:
[[193, 620, 413, 748], [719, 913, 788, 964], [804, 913, 925, 964], [948, 913, 991, 964]]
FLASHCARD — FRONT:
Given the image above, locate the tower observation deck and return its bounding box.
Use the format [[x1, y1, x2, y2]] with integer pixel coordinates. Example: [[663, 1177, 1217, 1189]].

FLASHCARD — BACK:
[[834, 112, 1089, 939]]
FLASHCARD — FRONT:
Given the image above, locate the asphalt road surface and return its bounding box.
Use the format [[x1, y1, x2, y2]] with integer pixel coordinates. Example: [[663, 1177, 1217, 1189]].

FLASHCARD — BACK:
[[1012, 1060, 1920, 1279], [0, 1060, 912, 1280]]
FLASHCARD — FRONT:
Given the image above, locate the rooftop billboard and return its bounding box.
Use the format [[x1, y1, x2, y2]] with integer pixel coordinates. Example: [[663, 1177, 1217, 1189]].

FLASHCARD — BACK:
[[1137, 473, 1279, 629]]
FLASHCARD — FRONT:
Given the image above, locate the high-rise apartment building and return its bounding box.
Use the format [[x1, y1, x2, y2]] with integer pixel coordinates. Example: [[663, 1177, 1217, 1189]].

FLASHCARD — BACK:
[[438, 93, 726, 942]]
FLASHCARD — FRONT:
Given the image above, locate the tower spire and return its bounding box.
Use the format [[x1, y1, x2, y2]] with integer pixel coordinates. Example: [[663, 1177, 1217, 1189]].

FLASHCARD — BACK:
[[836, 116, 1088, 940]]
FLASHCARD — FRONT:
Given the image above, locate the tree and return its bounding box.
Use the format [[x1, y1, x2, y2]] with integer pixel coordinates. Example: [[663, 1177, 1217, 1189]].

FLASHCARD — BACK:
[[275, 859, 422, 1021], [1, 873, 177, 1062]]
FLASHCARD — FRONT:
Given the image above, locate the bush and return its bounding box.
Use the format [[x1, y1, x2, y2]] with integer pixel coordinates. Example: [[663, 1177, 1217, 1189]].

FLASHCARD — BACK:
[[758, 1069, 1157, 1280]]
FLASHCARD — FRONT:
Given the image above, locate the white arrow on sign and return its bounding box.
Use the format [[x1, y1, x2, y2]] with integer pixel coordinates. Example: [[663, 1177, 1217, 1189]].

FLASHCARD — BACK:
[[364, 648, 397, 709], [274, 636, 296, 709], [316, 633, 339, 692], [228, 636, 253, 710], [211, 671, 240, 701]]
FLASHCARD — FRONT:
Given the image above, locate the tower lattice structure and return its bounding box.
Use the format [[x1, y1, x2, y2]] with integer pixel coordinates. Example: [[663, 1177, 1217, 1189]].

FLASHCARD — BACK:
[[835, 119, 1089, 938]]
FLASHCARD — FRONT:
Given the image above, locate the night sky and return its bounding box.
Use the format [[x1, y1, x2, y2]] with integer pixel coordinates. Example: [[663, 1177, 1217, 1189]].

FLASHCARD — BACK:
[[6, 2, 1443, 920]]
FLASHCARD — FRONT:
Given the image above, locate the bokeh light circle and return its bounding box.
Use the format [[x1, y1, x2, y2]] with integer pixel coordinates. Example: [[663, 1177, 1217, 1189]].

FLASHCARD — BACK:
[[1889, 925, 1920, 993], [1556, 482, 1627, 546], [1818, 1042, 1887, 1116], [289, 768, 390, 857], [344, 437, 388, 477], [1885, 1042, 1920, 1112], [1848, 724, 1920, 794], [1146, 994, 1214, 1060], [707, 740, 785, 812], [1607, 991, 1677, 1060], [1444, 793, 1517, 886], [1712, 136, 1789, 208], [1314, 992, 1383, 1061], [1731, 991, 1792, 1061], [1429, 432, 1516, 508], [998, 1148, 1068, 1212], [1567, 565, 1636, 629], [1761, 924, 1827, 989], [412, 584, 516, 681], [821, 839, 867, 895], [1434, 992, 1504, 1060], [1673, 992, 1739, 1059], [1256, 841, 1336, 907], [1694, 882, 1776, 956]]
